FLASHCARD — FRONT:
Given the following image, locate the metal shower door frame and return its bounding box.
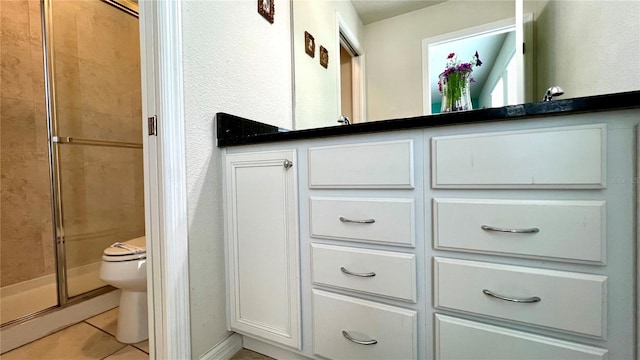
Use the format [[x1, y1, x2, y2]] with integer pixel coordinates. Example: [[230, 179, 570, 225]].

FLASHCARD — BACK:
[[41, 0, 140, 309]]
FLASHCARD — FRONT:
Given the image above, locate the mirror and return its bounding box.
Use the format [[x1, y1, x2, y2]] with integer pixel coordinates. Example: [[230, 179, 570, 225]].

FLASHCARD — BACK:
[[292, 0, 640, 129], [424, 19, 522, 115]]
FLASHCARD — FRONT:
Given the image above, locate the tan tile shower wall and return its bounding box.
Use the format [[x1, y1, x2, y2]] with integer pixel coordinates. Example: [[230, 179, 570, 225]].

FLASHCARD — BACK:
[[1, 0, 55, 287], [0, 0, 144, 287], [51, 0, 144, 269], [53, 0, 142, 143]]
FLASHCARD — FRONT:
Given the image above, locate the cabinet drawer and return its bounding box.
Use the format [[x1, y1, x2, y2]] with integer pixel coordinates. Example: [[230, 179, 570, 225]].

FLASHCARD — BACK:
[[308, 139, 414, 188], [433, 199, 606, 264], [435, 315, 607, 360], [431, 124, 606, 188], [310, 197, 415, 247], [434, 257, 607, 337], [311, 244, 416, 302], [313, 289, 417, 360]]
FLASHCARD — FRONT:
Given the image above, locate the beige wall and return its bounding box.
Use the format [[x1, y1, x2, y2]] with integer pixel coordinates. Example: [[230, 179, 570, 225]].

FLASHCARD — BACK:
[[529, 0, 640, 98], [1, 0, 54, 287], [0, 0, 144, 290], [363, 1, 515, 122], [181, 0, 293, 357]]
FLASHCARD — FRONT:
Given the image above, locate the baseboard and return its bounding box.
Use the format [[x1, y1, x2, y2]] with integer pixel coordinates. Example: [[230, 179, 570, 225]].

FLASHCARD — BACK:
[[243, 336, 311, 360], [198, 333, 243, 360]]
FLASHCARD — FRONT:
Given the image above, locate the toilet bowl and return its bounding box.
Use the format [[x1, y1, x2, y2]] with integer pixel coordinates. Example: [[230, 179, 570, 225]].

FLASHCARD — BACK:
[[99, 236, 148, 344]]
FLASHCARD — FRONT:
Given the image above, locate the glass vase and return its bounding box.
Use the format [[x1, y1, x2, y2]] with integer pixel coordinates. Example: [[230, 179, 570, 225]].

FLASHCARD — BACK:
[[439, 69, 473, 113]]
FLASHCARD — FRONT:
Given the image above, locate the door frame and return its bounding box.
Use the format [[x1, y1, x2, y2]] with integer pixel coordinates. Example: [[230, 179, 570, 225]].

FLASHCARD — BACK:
[[336, 14, 366, 123], [139, 0, 191, 358]]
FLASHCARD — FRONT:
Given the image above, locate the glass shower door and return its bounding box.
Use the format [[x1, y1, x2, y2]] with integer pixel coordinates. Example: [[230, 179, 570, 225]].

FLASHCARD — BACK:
[[47, 0, 144, 298], [57, 145, 144, 297]]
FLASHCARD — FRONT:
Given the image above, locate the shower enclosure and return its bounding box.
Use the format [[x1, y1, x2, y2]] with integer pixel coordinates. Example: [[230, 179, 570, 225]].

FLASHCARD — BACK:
[[0, 0, 144, 327]]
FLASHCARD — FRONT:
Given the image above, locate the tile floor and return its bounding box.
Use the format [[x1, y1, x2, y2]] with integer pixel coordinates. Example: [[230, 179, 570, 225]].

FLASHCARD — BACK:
[[2, 308, 149, 360], [230, 349, 275, 360], [2, 307, 274, 360]]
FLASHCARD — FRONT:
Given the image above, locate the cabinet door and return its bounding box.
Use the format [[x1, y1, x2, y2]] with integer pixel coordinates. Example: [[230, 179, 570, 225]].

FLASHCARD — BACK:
[[225, 150, 300, 349]]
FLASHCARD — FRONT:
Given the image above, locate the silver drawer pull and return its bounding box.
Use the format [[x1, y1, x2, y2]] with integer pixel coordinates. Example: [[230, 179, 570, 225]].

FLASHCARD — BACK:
[[339, 216, 375, 224], [482, 289, 541, 303], [481, 225, 540, 234], [340, 266, 376, 278], [342, 330, 378, 345]]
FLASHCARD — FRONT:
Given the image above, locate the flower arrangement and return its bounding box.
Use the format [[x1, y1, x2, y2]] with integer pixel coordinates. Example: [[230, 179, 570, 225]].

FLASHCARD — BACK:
[[438, 51, 482, 112]]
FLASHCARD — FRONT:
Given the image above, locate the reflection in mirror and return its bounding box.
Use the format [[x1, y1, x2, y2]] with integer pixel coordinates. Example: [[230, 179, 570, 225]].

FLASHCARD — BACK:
[[424, 20, 519, 114], [292, 1, 640, 130], [293, 0, 517, 129], [293, 1, 365, 130], [529, 0, 639, 101]]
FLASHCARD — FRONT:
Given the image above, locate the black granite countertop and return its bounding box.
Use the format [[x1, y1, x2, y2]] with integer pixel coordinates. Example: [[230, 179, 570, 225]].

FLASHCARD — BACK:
[[217, 91, 640, 147]]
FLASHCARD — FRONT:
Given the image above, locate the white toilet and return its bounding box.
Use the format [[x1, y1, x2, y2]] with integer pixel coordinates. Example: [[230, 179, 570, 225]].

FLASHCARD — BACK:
[[99, 236, 148, 344]]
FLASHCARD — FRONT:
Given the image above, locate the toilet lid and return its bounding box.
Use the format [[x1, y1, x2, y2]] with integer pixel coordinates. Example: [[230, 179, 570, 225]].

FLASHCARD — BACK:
[[103, 236, 146, 262]]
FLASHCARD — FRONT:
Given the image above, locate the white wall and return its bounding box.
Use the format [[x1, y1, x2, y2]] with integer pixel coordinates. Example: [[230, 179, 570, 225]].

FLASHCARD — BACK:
[[293, 0, 363, 129], [530, 0, 640, 98], [181, 0, 293, 357], [363, 1, 515, 122]]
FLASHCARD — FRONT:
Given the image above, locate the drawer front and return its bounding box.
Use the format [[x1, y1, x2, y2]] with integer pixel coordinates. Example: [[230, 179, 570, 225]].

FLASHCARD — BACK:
[[435, 315, 608, 360], [313, 289, 417, 360], [433, 199, 606, 264], [308, 139, 414, 188], [310, 197, 415, 247], [431, 124, 606, 188], [434, 257, 607, 337], [311, 244, 417, 302]]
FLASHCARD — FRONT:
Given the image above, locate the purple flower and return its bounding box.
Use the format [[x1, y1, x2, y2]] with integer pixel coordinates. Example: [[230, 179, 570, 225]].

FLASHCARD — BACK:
[[438, 51, 482, 94]]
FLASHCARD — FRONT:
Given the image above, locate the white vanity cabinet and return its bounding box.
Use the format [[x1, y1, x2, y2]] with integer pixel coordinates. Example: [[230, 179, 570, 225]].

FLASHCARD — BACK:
[[307, 139, 421, 360], [224, 150, 301, 349], [222, 109, 639, 360], [429, 118, 637, 360]]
